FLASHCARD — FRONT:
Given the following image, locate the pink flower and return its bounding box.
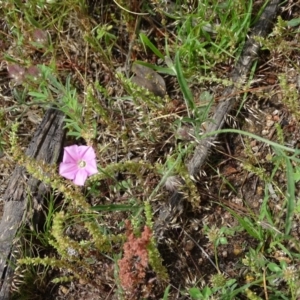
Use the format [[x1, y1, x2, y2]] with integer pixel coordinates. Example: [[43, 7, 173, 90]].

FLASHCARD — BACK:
[[59, 145, 98, 186]]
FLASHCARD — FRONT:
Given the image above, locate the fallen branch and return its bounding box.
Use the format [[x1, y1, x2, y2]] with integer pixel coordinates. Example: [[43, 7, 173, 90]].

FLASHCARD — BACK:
[[0, 108, 65, 300], [188, 0, 280, 177], [156, 0, 281, 232]]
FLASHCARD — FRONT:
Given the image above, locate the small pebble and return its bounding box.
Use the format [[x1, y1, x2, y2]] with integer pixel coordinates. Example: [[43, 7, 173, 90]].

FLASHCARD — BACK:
[[262, 129, 269, 135], [233, 246, 242, 256], [266, 120, 275, 127], [59, 286, 69, 295], [184, 240, 195, 252], [79, 278, 87, 284]]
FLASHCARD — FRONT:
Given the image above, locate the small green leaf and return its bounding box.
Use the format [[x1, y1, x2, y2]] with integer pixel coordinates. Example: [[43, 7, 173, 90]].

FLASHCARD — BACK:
[[219, 237, 228, 245], [267, 262, 282, 273], [287, 18, 300, 27], [65, 131, 81, 138], [201, 286, 213, 298], [28, 91, 48, 100], [189, 287, 203, 299], [293, 166, 300, 182], [162, 285, 171, 300]]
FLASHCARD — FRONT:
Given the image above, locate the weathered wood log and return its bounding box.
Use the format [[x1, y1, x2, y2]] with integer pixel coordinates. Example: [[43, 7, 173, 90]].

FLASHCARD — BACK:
[[0, 108, 65, 300], [155, 0, 281, 233], [188, 0, 280, 177]]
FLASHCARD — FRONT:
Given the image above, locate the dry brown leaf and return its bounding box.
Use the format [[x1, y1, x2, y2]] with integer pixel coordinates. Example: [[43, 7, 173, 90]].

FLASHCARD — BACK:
[[131, 63, 166, 97]]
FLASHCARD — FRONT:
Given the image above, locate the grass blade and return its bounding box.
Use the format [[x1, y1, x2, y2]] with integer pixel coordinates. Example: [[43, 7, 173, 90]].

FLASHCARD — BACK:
[[227, 208, 263, 241], [174, 52, 195, 113], [139, 33, 164, 59], [90, 204, 140, 212], [285, 157, 295, 235]]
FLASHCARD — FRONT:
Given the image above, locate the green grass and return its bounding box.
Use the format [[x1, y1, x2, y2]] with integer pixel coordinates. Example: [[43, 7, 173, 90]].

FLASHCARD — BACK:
[[1, 0, 300, 299]]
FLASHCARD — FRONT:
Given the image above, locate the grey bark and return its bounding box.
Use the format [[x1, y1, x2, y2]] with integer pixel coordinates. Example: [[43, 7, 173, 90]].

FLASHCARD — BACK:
[[188, 0, 281, 177], [0, 108, 65, 300], [156, 0, 281, 232]]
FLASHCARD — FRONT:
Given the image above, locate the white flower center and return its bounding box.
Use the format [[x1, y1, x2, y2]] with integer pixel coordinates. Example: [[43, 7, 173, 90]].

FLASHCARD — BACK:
[[78, 160, 86, 168]]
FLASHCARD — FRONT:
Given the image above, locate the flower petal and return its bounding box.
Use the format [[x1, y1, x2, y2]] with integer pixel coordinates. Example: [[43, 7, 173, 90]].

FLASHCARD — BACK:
[[84, 159, 98, 176], [59, 162, 78, 179], [73, 169, 88, 186], [63, 145, 80, 163], [78, 145, 96, 160]]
